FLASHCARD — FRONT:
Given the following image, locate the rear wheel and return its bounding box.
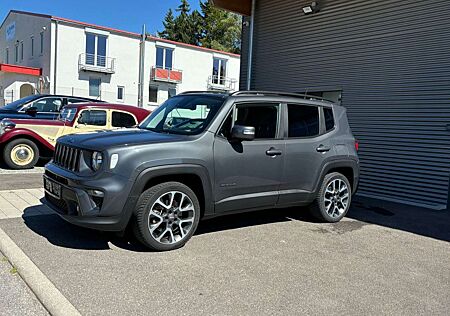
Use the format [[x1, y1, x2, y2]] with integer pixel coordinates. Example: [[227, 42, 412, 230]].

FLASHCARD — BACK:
[[133, 182, 200, 251], [309, 172, 351, 222], [3, 139, 39, 169]]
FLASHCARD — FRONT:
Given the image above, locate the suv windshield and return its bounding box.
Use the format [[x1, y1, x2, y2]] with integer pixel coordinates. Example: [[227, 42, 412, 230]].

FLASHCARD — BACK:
[[140, 95, 225, 135], [2, 95, 40, 111], [58, 107, 77, 122]]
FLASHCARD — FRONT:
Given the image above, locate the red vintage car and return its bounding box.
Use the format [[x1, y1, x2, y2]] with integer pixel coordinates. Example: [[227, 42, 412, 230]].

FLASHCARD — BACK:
[[0, 103, 151, 169]]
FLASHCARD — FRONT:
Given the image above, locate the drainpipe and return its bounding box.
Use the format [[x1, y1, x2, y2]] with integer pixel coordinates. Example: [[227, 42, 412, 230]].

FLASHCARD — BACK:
[[246, 0, 256, 91], [138, 24, 146, 108], [53, 21, 59, 94]]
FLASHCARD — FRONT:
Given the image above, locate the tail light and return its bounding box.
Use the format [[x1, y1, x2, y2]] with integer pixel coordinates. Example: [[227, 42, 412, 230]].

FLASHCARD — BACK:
[[355, 140, 359, 151]]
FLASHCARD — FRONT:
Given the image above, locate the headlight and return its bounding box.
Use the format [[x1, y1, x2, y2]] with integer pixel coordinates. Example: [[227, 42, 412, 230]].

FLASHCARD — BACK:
[[91, 151, 103, 171], [0, 120, 16, 136]]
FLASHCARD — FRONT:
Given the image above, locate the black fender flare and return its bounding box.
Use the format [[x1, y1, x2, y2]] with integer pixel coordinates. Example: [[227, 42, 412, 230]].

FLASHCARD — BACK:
[[313, 159, 360, 195]]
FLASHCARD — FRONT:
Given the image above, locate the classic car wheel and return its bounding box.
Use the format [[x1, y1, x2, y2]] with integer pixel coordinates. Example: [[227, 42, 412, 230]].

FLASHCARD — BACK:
[[3, 139, 40, 169]]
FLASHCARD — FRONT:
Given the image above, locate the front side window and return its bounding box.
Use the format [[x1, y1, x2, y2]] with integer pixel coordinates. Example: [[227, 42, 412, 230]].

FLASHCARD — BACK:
[[212, 58, 227, 85], [58, 107, 77, 122], [287, 104, 320, 138], [77, 110, 106, 126], [140, 95, 225, 135], [234, 104, 279, 139], [112, 111, 136, 128], [29, 97, 63, 112], [89, 78, 101, 97], [156, 47, 174, 70]]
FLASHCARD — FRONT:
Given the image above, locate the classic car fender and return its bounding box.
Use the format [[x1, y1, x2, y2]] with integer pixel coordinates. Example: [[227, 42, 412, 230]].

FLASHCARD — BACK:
[[0, 128, 55, 150]]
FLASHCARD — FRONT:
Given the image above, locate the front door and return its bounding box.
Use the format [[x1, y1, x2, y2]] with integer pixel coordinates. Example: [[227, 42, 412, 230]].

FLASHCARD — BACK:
[[213, 102, 284, 213]]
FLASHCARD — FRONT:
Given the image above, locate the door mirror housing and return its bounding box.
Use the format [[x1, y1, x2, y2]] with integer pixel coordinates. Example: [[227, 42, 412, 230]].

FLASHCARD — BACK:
[[25, 107, 38, 116], [231, 125, 255, 141]]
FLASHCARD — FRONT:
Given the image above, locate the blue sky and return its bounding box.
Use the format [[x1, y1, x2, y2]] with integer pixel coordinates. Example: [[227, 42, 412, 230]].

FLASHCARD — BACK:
[[0, 0, 201, 35]]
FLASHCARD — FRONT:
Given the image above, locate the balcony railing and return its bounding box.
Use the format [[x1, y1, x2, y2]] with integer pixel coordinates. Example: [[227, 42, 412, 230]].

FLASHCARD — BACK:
[[78, 53, 115, 74], [151, 67, 183, 84], [208, 75, 237, 91]]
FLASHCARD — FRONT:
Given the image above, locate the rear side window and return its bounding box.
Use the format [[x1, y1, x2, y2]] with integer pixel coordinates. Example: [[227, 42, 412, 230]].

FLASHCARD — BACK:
[[287, 104, 319, 137], [324, 107, 335, 131], [112, 111, 137, 128]]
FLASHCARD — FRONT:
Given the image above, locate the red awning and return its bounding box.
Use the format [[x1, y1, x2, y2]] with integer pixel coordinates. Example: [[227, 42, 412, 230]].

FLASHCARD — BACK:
[[0, 63, 42, 76]]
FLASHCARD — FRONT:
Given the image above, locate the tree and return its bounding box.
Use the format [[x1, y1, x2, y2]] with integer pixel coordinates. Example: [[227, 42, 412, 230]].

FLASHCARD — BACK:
[[200, 0, 241, 54], [158, 9, 176, 39], [157, 0, 242, 53]]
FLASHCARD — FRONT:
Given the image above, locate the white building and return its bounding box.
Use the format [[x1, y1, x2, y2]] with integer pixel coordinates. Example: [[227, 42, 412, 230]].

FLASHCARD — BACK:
[[0, 10, 240, 107]]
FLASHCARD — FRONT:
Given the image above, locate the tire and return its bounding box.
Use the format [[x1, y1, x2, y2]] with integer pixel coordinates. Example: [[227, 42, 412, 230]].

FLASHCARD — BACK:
[[133, 181, 201, 251], [3, 138, 39, 170], [308, 172, 352, 223]]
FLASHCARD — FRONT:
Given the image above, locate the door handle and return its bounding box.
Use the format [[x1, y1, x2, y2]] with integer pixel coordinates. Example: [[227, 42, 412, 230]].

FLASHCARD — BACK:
[[266, 148, 282, 157], [316, 145, 331, 153]]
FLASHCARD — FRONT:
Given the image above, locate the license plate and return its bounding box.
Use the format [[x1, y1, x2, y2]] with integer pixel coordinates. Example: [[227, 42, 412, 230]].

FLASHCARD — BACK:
[[44, 177, 61, 199]]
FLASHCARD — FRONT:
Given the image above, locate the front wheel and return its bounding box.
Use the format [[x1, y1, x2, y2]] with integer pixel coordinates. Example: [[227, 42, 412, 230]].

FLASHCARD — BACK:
[[133, 182, 201, 251], [308, 172, 352, 222], [3, 138, 39, 169]]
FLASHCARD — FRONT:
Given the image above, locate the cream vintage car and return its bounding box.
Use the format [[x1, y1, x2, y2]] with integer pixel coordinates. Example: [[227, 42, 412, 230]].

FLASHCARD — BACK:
[[0, 103, 150, 169]]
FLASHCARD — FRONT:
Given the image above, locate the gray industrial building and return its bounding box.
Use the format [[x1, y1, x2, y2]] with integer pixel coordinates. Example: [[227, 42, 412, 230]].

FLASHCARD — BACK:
[[213, 0, 450, 210]]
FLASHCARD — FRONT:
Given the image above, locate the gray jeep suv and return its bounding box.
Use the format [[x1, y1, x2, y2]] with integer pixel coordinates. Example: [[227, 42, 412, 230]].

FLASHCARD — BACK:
[[44, 91, 359, 251]]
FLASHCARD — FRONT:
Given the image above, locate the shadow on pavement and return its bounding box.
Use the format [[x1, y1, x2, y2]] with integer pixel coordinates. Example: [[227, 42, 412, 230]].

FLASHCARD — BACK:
[[21, 196, 450, 252], [348, 196, 450, 242], [21, 205, 317, 252]]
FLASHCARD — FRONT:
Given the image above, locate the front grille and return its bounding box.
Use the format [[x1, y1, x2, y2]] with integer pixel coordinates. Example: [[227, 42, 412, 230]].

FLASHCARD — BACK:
[[53, 143, 82, 172]]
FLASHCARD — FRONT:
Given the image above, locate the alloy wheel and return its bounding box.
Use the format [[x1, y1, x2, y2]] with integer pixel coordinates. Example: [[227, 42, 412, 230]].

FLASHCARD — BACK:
[[324, 179, 350, 218], [147, 191, 196, 244]]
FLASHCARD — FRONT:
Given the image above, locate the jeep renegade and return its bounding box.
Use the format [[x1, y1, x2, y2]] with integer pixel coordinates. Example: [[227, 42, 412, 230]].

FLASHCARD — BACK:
[[44, 91, 359, 251]]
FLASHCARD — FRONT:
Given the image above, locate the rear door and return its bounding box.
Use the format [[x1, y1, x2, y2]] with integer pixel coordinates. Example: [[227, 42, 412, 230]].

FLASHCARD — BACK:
[[278, 103, 335, 205], [213, 102, 285, 213]]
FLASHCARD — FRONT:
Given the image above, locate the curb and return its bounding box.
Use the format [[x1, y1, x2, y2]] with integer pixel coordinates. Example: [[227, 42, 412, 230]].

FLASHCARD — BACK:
[[0, 228, 81, 316]]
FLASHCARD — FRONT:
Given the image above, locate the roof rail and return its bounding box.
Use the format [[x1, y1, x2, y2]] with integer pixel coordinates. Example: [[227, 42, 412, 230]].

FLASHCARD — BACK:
[[178, 91, 230, 96], [231, 90, 333, 102]]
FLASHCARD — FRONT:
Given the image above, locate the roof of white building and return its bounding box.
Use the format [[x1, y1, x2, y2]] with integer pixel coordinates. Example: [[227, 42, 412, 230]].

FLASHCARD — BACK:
[[2, 10, 241, 58]]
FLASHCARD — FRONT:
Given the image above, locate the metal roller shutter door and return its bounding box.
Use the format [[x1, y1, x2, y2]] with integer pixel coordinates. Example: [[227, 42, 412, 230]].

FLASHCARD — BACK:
[[243, 0, 450, 209]]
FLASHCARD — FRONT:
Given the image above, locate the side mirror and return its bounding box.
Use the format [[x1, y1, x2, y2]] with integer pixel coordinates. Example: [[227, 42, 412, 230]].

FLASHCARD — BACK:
[[25, 107, 38, 117], [231, 125, 255, 141]]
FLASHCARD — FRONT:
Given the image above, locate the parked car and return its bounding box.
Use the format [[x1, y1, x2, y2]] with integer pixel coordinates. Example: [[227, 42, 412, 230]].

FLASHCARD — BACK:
[[0, 103, 150, 169], [0, 94, 103, 121], [44, 91, 360, 251]]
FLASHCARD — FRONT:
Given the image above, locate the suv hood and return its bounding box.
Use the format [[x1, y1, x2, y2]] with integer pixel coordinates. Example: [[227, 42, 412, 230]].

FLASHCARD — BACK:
[[59, 128, 191, 150]]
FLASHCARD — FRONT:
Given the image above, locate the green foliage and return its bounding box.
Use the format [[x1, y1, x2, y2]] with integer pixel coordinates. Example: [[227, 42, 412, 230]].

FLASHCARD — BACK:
[[158, 0, 242, 54]]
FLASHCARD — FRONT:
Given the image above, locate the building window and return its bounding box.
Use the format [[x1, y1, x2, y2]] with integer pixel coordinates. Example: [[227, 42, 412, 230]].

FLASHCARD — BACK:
[[149, 85, 158, 103], [168, 88, 177, 99], [117, 86, 124, 101], [287, 104, 320, 138], [15, 44, 18, 63], [89, 78, 101, 97], [40, 32, 44, 55], [5, 48, 8, 64], [307, 90, 342, 105], [156, 47, 174, 70], [20, 41, 24, 61], [86, 33, 107, 67], [31, 37, 34, 57], [212, 58, 227, 85]]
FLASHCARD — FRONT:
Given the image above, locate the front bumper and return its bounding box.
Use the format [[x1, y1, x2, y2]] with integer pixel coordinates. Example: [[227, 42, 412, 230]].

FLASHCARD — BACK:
[[43, 163, 138, 231]]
